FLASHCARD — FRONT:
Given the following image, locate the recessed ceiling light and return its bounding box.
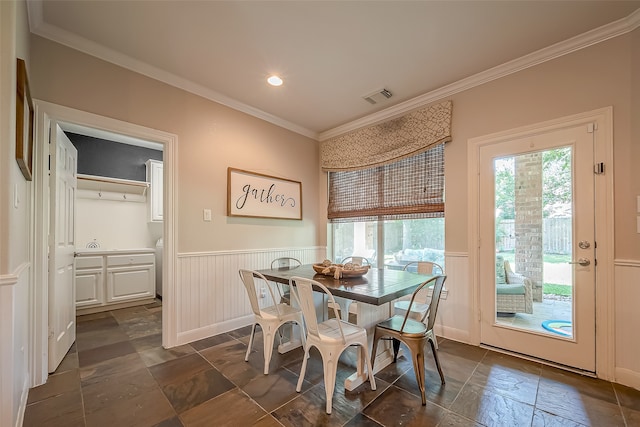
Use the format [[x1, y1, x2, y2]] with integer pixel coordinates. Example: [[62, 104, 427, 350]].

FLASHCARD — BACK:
[[267, 75, 283, 86]]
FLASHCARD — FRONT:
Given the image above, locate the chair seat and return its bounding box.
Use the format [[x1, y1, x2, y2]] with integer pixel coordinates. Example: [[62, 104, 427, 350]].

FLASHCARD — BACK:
[[376, 315, 428, 337], [316, 318, 365, 342], [496, 283, 526, 295], [261, 303, 302, 319]]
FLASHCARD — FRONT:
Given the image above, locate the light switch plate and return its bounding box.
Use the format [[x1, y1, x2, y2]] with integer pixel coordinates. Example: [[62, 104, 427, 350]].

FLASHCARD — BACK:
[[203, 209, 212, 222]]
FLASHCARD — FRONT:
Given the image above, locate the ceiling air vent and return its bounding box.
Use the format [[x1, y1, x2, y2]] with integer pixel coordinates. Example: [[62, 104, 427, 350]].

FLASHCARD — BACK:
[[363, 88, 392, 105]]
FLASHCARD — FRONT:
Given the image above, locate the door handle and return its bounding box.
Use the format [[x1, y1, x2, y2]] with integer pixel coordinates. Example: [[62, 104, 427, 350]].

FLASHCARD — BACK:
[[568, 258, 590, 266]]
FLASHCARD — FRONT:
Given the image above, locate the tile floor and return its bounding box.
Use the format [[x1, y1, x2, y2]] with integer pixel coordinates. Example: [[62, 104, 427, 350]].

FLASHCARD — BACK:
[[23, 300, 640, 427]]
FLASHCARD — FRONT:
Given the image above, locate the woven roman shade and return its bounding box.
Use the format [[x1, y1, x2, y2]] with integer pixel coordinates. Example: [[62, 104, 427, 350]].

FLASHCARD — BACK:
[[320, 100, 452, 172], [328, 143, 444, 222]]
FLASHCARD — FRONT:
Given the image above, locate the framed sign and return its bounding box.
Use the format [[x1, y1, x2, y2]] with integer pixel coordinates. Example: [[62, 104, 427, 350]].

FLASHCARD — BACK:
[[16, 58, 34, 181], [227, 168, 302, 220]]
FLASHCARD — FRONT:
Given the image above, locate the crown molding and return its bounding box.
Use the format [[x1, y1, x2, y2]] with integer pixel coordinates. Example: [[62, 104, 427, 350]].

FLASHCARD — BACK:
[[26, 1, 318, 141], [319, 8, 640, 141], [27, 1, 638, 142]]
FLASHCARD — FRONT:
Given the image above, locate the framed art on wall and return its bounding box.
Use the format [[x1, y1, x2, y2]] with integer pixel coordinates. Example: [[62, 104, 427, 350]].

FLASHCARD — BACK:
[[227, 168, 302, 220], [16, 58, 34, 181]]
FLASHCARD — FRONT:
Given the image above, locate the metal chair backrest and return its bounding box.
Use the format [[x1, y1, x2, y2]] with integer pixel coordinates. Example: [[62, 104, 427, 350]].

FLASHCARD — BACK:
[[239, 269, 283, 317], [403, 261, 444, 275], [290, 276, 346, 344], [271, 257, 302, 270], [399, 275, 447, 332]]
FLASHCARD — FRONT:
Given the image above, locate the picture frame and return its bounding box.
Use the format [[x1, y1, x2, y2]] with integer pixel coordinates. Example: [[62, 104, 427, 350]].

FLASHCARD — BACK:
[[227, 168, 302, 220], [16, 58, 34, 181]]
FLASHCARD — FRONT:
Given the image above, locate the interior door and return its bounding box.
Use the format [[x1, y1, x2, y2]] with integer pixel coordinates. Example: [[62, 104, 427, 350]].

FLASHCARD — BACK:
[[479, 124, 596, 372], [48, 122, 78, 372]]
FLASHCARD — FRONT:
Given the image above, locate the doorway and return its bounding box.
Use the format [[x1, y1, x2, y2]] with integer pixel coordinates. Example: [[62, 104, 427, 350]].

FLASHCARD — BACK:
[[31, 101, 177, 385], [468, 108, 614, 376]]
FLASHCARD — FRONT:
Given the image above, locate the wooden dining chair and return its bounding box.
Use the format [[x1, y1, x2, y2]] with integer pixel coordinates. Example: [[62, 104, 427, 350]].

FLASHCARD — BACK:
[[372, 275, 447, 405], [291, 276, 376, 414], [239, 269, 306, 375], [394, 261, 444, 322]]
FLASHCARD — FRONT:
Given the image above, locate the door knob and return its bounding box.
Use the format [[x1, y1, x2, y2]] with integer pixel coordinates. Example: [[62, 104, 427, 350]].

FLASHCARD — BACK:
[[569, 258, 590, 266]]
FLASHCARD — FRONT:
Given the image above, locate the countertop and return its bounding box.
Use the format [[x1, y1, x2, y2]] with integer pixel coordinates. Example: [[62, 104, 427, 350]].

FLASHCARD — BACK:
[[75, 248, 155, 256]]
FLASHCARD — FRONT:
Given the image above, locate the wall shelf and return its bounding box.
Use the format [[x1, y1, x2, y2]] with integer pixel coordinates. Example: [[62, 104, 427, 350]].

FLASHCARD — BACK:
[[77, 174, 149, 201]]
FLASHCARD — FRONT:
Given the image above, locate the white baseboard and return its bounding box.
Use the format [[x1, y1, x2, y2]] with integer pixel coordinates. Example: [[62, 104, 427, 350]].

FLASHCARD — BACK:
[[16, 374, 30, 427], [615, 367, 640, 391], [175, 314, 254, 346]]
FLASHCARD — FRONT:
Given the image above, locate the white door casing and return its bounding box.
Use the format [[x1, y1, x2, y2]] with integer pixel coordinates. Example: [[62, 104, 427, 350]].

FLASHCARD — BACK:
[[478, 124, 595, 371], [48, 123, 77, 372], [467, 107, 614, 379]]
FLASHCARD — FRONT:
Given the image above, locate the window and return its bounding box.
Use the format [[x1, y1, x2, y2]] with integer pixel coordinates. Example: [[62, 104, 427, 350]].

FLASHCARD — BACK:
[[329, 144, 445, 268]]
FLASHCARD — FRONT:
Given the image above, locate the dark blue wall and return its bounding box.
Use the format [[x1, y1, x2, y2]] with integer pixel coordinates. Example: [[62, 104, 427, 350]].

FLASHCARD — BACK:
[[66, 132, 163, 182]]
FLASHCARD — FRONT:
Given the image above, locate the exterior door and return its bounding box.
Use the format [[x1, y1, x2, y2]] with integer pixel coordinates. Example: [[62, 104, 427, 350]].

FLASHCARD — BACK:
[[48, 122, 78, 372], [479, 123, 596, 372]]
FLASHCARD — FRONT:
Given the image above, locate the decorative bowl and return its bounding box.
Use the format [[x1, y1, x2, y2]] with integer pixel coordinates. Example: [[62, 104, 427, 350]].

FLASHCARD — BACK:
[[312, 263, 370, 278]]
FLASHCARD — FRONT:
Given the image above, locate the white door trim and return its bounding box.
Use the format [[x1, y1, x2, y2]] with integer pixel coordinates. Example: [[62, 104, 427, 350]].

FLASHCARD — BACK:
[[467, 107, 614, 380], [31, 100, 179, 386]]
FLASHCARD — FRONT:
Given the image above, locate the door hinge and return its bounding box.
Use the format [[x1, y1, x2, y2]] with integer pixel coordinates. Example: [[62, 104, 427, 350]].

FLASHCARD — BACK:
[[587, 123, 597, 133], [594, 163, 605, 174]]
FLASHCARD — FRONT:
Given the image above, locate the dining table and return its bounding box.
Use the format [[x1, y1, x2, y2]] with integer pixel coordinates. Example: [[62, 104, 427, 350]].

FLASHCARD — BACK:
[[255, 263, 434, 391]]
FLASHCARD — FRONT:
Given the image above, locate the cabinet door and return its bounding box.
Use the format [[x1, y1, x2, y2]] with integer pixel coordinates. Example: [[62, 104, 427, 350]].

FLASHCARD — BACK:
[[76, 268, 103, 307], [146, 160, 163, 222], [106, 264, 155, 303]]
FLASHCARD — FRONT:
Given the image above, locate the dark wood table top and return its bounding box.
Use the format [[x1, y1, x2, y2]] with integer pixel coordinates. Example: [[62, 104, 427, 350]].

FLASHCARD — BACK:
[[255, 264, 433, 306]]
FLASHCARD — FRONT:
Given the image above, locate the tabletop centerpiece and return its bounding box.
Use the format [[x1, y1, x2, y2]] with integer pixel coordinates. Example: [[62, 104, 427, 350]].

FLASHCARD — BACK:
[[312, 259, 370, 279]]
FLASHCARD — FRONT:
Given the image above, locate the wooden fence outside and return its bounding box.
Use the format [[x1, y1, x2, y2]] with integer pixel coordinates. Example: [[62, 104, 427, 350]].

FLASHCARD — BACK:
[[497, 218, 571, 254]]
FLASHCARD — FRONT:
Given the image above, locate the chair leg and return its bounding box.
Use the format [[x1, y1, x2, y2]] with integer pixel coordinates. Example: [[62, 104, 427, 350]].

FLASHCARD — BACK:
[[245, 323, 257, 362], [410, 344, 427, 405], [392, 338, 401, 362], [296, 346, 310, 392], [321, 354, 339, 414], [361, 343, 377, 391], [262, 328, 275, 375], [429, 337, 445, 385]]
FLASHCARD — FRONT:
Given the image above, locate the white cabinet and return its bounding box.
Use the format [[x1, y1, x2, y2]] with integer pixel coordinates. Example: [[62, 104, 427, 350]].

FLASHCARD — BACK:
[[75, 249, 155, 313], [146, 160, 163, 222]]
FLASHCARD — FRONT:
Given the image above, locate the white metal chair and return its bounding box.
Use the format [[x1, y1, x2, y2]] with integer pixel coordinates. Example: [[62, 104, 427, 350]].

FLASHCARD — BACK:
[[394, 261, 444, 322], [239, 269, 306, 375], [270, 257, 302, 304], [372, 275, 447, 405], [291, 276, 377, 414]]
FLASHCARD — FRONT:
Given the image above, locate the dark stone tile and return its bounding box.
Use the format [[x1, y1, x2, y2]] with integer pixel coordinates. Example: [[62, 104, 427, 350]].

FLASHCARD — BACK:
[[190, 333, 235, 351], [613, 382, 640, 411], [344, 413, 384, 426], [531, 409, 588, 427], [118, 311, 162, 339], [272, 385, 348, 427], [622, 407, 640, 426], [80, 352, 147, 387], [393, 360, 464, 409], [110, 305, 153, 322], [139, 344, 196, 367], [55, 349, 79, 374], [160, 367, 235, 414], [199, 340, 265, 387], [81, 365, 160, 414], [84, 388, 175, 427], [467, 351, 541, 405], [76, 311, 113, 324], [537, 370, 625, 426], [252, 414, 284, 427], [131, 332, 163, 352], [241, 365, 310, 412], [227, 324, 254, 338], [438, 411, 484, 427], [449, 382, 534, 427], [27, 369, 81, 404], [76, 315, 119, 333], [179, 388, 267, 426], [23, 389, 85, 427], [75, 327, 130, 352], [78, 340, 137, 367], [438, 339, 487, 363], [152, 416, 184, 427], [363, 385, 448, 426], [149, 353, 212, 387]]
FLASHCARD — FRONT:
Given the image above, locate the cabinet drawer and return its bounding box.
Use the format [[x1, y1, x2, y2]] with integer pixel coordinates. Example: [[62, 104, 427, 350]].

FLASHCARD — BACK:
[[75, 256, 103, 269], [107, 253, 154, 267]]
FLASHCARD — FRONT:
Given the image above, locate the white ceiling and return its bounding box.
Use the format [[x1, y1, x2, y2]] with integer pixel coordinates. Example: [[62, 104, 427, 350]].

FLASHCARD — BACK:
[[28, 1, 640, 140]]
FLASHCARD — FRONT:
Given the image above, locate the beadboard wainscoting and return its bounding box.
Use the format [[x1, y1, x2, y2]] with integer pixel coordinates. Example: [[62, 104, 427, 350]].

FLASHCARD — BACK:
[[175, 247, 326, 345], [436, 252, 471, 343], [614, 259, 640, 391]]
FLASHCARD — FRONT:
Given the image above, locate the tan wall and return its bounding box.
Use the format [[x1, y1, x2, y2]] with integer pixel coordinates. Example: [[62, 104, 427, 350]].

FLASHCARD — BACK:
[[444, 32, 636, 260], [30, 36, 323, 254], [631, 28, 640, 256]]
